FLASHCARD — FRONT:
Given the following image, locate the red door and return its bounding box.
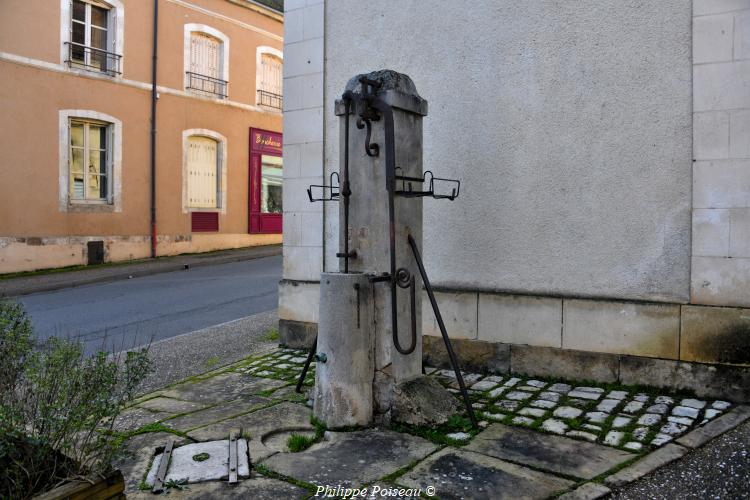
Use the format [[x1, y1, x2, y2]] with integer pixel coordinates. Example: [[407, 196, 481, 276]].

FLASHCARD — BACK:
[[249, 128, 283, 233]]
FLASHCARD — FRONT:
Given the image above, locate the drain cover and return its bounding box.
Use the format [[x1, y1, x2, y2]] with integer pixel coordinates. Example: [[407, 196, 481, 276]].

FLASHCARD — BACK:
[[145, 439, 250, 485]]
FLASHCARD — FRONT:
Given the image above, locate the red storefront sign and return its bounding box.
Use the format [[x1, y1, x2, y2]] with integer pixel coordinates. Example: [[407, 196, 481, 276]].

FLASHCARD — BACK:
[[249, 128, 283, 233]]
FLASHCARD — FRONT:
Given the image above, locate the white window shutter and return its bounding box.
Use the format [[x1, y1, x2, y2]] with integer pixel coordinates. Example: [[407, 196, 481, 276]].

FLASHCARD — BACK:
[[187, 136, 218, 208]]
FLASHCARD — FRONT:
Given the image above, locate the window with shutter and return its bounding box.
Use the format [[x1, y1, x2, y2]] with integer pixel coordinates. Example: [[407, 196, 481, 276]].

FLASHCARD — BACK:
[[187, 32, 226, 98], [186, 136, 219, 209], [69, 118, 111, 202], [257, 53, 283, 109]]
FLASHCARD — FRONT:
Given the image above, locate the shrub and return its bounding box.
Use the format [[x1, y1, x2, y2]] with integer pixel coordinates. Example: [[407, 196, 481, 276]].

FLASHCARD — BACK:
[[0, 301, 151, 499]]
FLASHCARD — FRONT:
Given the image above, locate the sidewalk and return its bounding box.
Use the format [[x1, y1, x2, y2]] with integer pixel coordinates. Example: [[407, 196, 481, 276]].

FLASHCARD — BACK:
[[110, 347, 750, 499], [0, 245, 281, 297]]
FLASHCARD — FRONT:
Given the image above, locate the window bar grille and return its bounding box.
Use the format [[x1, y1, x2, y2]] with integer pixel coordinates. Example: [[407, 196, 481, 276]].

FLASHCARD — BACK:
[[186, 71, 228, 99], [257, 89, 283, 110], [64, 42, 122, 76]]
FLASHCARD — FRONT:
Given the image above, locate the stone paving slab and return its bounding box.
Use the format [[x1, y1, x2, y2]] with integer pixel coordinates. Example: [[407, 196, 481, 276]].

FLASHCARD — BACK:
[[113, 431, 185, 492], [145, 439, 250, 485], [187, 401, 313, 462], [127, 474, 308, 499], [262, 428, 438, 488], [137, 396, 208, 414], [161, 372, 285, 404], [604, 443, 688, 487], [399, 448, 574, 500], [465, 424, 635, 479], [162, 395, 270, 431], [675, 404, 750, 448], [113, 407, 173, 433], [557, 482, 612, 500]]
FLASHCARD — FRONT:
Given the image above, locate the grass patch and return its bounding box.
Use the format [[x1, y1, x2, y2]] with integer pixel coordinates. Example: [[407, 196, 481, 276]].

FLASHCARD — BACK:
[[204, 355, 221, 369], [128, 422, 190, 439], [392, 414, 477, 446], [287, 433, 317, 452], [263, 328, 280, 342]]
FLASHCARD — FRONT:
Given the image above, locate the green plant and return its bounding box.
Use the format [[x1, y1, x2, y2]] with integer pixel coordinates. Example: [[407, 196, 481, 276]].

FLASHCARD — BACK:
[[163, 478, 189, 493], [0, 301, 152, 500], [263, 328, 280, 342], [192, 452, 210, 462], [204, 355, 221, 369], [286, 432, 316, 452]]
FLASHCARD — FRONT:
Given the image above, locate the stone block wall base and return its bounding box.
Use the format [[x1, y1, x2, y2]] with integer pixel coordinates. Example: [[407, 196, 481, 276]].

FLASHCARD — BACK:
[[422, 337, 750, 403], [279, 318, 317, 349]]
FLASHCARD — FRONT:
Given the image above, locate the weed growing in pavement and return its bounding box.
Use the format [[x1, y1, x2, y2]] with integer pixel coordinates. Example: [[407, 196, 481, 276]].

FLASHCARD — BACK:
[[287, 433, 317, 452], [263, 328, 280, 342]]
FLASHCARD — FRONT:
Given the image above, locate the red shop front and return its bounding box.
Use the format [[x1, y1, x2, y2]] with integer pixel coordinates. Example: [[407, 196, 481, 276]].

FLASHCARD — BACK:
[[249, 128, 283, 233]]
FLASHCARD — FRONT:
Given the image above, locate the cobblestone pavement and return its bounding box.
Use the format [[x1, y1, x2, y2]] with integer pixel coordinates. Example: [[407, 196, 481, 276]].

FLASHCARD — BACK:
[[113, 347, 749, 499]]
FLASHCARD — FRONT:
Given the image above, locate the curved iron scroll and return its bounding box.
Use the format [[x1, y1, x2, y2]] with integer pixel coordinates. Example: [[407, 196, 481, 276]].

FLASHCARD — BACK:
[[356, 117, 379, 157]]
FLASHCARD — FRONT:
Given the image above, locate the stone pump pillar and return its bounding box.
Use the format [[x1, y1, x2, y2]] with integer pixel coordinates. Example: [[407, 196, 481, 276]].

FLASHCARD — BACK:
[[310, 70, 468, 429]]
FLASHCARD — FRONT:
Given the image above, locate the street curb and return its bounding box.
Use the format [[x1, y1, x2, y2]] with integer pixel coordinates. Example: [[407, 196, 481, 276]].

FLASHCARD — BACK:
[[603, 443, 688, 488], [558, 482, 611, 499], [675, 405, 750, 449], [1, 245, 281, 297]]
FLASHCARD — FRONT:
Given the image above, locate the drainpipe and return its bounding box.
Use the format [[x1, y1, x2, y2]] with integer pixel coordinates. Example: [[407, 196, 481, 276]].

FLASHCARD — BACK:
[[149, 0, 159, 258]]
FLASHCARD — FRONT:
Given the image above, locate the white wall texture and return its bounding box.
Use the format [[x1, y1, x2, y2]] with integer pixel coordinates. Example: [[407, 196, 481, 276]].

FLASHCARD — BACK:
[[323, 0, 693, 303], [691, 0, 750, 308]]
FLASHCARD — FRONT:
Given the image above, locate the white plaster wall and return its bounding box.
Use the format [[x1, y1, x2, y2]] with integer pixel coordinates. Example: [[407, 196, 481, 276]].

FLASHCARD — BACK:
[[691, 0, 750, 307], [323, 0, 693, 303]]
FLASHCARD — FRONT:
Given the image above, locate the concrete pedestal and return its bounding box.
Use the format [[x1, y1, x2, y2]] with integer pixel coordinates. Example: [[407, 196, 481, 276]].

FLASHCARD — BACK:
[[313, 272, 374, 428]]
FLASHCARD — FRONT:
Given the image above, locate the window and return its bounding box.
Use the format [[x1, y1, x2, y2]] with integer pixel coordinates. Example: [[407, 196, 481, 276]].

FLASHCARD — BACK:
[[186, 136, 219, 209], [59, 110, 121, 212], [69, 119, 110, 201], [184, 24, 229, 99], [249, 129, 282, 233], [65, 0, 122, 75], [256, 47, 283, 109], [261, 155, 283, 213], [182, 129, 227, 215]]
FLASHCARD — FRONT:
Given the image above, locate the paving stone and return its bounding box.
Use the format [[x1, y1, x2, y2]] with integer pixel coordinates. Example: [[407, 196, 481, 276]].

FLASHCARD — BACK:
[[651, 433, 673, 446], [567, 398, 590, 407], [530, 399, 557, 409], [632, 427, 649, 441], [115, 432, 182, 493], [558, 481, 612, 500], [512, 416, 535, 426], [446, 432, 472, 442], [554, 406, 583, 419], [655, 396, 674, 405], [606, 391, 629, 400], [484, 412, 506, 422], [113, 407, 172, 433], [262, 429, 437, 488], [637, 413, 662, 426], [400, 448, 574, 500], [541, 419, 569, 434], [632, 394, 649, 402], [645, 403, 669, 415], [504, 377, 521, 387], [605, 443, 688, 487], [519, 407, 546, 418], [472, 402, 486, 409], [130, 474, 310, 500], [660, 422, 688, 436], [612, 416, 632, 429], [488, 387, 507, 399], [163, 396, 270, 431], [596, 399, 620, 413], [290, 356, 308, 363], [680, 398, 707, 409], [704, 409, 721, 420], [466, 424, 634, 479], [278, 354, 292, 360], [676, 405, 750, 449], [548, 382, 571, 392], [672, 406, 700, 419], [471, 380, 499, 391], [518, 385, 541, 392], [526, 380, 547, 388], [583, 424, 602, 432], [256, 370, 274, 377], [145, 439, 250, 485], [138, 397, 207, 415], [161, 372, 285, 404], [187, 402, 313, 461], [497, 400, 520, 411], [484, 375, 504, 383], [539, 391, 561, 402], [505, 390, 533, 401], [568, 390, 602, 401], [623, 442, 643, 452], [276, 363, 292, 370], [585, 412, 609, 424], [575, 387, 605, 394], [566, 430, 598, 442], [712, 400, 731, 410], [667, 415, 694, 426], [622, 401, 644, 414], [604, 431, 624, 446]]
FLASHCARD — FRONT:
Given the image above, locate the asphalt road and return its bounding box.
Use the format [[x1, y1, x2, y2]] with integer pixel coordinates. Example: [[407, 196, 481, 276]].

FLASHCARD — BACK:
[[19, 255, 281, 355]]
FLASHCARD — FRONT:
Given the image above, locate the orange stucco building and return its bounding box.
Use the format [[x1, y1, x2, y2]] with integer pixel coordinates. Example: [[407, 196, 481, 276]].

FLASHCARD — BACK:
[[0, 0, 284, 273]]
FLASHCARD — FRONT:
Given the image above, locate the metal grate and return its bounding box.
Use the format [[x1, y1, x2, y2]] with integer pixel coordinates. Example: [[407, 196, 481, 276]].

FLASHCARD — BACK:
[[64, 42, 122, 76], [257, 89, 282, 110], [186, 72, 228, 99]]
